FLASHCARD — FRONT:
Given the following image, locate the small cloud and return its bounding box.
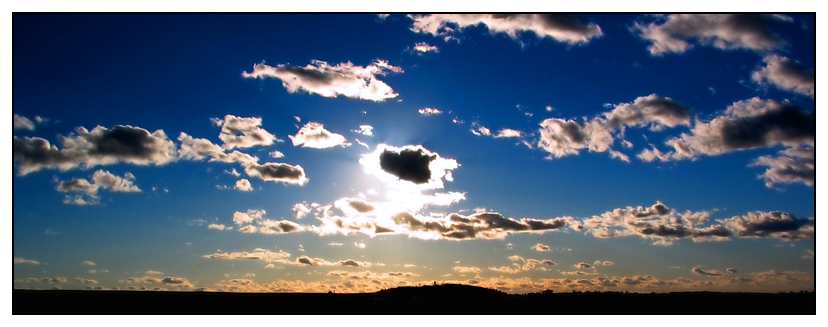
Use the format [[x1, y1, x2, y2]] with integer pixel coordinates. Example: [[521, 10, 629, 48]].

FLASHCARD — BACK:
[[418, 108, 442, 116], [234, 179, 253, 192], [495, 128, 522, 138], [470, 123, 491, 136], [14, 257, 40, 265], [82, 261, 97, 266], [269, 151, 285, 158], [353, 242, 366, 249], [353, 125, 374, 137], [290, 122, 350, 149], [411, 42, 439, 54], [533, 243, 550, 252], [13, 114, 36, 131]]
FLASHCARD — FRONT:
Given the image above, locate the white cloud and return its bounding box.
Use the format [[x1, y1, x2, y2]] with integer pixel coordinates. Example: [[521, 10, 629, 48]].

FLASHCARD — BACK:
[[243, 162, 308, 185], [418, 108, 442, 116], [750, 146, 814, 188], [269, 150, 284, 158], [633, 14, 792, 55], [533, 243, 550, 252], [353, 125, 374, 136], [234, 179, 253, 191], [213, 115, 279, 150], [411, 42, 439, 54], [55, 170, 141, 205], [409, 14, 602, 45], [242, 59, 402, 101], [470, 123, 491, 136], [752, 55, 814, 98], [495, 128, 522, 138], [82, 260, 96, 266], [14, 257, 40, 265], [290, 122, 350, 149], [13, 114, 35, 130]]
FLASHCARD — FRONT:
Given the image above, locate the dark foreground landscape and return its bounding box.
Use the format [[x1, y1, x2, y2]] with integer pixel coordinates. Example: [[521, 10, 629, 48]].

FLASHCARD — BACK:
[[14, 284, 815, 315]]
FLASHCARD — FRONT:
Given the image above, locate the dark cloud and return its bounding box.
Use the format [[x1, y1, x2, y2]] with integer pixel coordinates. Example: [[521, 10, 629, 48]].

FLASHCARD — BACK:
[[409, 14, 602, 44], [244, 162, 308, 185], [242, 60, 402, 101], [692, 267, 722, 276], [634, 14, 792, 55], [13, 125, 176, 175], [603, 94, 692, 129], [639, 98, 814, 162], [379, 148, 437, 184], [752, 55, 815, 98], [719, 211, 814, 240]]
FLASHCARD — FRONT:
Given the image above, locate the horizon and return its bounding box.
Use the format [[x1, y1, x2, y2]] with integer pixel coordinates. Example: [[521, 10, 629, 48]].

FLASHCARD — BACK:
[[12, 13, 815, 295]]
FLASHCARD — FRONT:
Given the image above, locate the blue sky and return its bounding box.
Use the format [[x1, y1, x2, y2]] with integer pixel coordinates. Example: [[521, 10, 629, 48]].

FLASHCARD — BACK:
[[11, 13, 816, 293]]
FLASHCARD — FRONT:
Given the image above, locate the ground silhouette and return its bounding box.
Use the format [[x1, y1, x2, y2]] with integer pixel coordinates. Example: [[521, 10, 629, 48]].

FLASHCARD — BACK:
[[13, 283, 815, 314]]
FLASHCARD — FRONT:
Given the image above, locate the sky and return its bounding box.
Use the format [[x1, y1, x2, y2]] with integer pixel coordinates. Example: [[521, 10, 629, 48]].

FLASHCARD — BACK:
[[10, 13, 817, 295]]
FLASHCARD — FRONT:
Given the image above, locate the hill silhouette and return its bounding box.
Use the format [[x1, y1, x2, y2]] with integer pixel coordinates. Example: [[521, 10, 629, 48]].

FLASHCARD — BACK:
[[13, 285, 814, 314]]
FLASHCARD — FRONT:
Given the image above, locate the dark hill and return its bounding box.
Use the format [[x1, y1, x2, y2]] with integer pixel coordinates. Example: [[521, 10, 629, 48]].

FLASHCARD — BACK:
[[13, 287, 815, 315]]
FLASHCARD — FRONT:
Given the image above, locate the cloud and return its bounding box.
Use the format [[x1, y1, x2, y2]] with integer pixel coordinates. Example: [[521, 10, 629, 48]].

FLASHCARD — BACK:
[[749, 146, 814, 187], [208, 223, 229, 230], [538, 94, 691, 160], [692, 267, 723, 276], [234, 179, 253, 191], [243, 162, 308, 185], [13, 114, 35, 130], [411, 42, 439, 54], [213, 115, 279, 150], [335, 198, 376, 214], [353, 125, 374, 137], [470, 123, 491, 136], [293, 202, 319, 219], [290, 122, 350, 149], [229, 209, 305, 235], [242, 59, 402, 101], [353, 242, 366, 249], [602, 94, 692, 130], [638, 98, 814, 162], [74, 278, 98, 285], [575, 262, 593, 269], [269, 150, 284, 158], [538, 118, 612, 158], [177, 132, 260, 166], [495, 129, 522, 138], [82, 260, 96, 266], [718, 211, 814, 240], [409, 14, 602, 45], [13, 125, 176, 175], [593, 260, 614, 266], [752, 55, 814, 98], [727, 268, 738, 274], [418, 108, 442, 116], [633, 14, 792, 55], [579, 201, 812, 244], [453, 266, 482, 274], [533, 243, 550, 252], [361, 144, 459, 189], [56, 170, 141, 201], [14, 257, 40, 265], [204, 248, 291, 262]]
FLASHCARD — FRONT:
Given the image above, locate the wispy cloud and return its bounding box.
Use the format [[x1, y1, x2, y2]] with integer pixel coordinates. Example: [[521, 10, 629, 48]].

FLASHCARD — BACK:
[[409, 14, 602, 45], [243, 59, 402, 101]]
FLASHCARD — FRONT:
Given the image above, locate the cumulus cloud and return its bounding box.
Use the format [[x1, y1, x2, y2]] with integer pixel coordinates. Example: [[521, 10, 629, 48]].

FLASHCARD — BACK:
[[752, 55, 814, 98], [718, 211, 814, 240], [13, 114, 36, 130], [579, 201, 812, 245], [361, 144, 459, 189], [14, 257, 40, 265], [411, 42, 439, 54], [539, 94, 691, 160], [213, 115, 279, 150], [228, 209, 306, 235], [290, 122, 350, 148], [495, 129, 522, 138], [453, 266, 482, 274], [234, 179, 253, 191], [204, 248, 291, 262], [82, 261, 96, 266], [269, 150, 284, 158], [242, 59, 402, 101], [177, 132, 260, 166], [749, 146, 814, 187], [244, 162, 308, 185], [418, 108, 442, 116], [56, 170, 141, 202], [633, 14, 792, 55], [533, 243, 550, 252], [13, 125, 176, 175], [409, 14, 602, 45], [575, 262, 593, 269], [692, 267, 723, 276], [638, 98, 814, 162]]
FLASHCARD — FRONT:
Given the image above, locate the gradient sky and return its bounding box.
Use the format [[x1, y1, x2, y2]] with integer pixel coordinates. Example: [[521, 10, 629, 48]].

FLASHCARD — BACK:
[[11, 13, 816, 294]]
